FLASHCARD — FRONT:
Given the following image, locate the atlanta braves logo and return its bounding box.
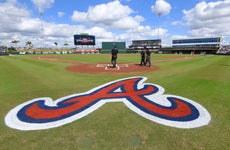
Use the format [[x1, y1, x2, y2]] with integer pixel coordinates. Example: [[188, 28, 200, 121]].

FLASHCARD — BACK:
[[5, 76, 211, 130]]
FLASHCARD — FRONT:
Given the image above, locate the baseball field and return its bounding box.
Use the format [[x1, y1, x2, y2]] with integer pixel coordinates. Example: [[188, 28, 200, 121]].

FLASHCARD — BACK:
[[0, 54, 229, 150]]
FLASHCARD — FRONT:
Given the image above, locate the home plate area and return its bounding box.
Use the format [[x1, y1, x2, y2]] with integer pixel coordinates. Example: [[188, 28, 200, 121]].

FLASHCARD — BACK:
[[97, 64, 129, 70]]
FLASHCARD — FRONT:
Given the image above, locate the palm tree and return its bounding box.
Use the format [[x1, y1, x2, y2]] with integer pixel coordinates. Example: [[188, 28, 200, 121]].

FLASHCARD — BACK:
[[25, 41, 33, 49], [63, 42, 69, 49], [11, 40, 20, 50], [54, 42, 58, 49], [54, 42, 58, 53]]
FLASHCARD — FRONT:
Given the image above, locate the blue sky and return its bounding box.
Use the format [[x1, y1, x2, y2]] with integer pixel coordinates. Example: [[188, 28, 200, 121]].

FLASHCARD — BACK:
[[0, 0, 230, 48]]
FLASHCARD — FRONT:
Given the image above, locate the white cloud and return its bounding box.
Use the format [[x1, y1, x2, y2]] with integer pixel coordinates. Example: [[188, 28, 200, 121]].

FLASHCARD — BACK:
[[0, 0, 78, 47], [16, 18, 41, 33], [71, 11, 88, 22], [151, 0, 171, 16], [57, 12, 65, 18], [183, 0, 230, 37], [0, 0, 165, 48], [0, 0, 33, 34], [71, 1, 142, 30], [171, 21, 185, 26], [87, 1, 132, 22], [112, 16, 140, 30], [171, 35, 188, 40], [31, 0, 55, 14]]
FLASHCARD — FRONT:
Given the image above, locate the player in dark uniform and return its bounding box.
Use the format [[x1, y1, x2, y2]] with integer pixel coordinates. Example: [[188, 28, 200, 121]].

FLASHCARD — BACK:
[[111, 46, 118, 68], [145, 48, 151, 67], [139, 49, 146, 66]]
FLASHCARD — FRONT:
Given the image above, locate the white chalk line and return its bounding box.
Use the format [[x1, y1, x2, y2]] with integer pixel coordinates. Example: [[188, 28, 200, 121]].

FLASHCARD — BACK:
[[97, 64, 129, 70]]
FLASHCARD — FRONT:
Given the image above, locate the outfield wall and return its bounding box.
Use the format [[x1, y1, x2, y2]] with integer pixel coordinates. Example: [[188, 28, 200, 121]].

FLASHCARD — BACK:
[[101, 42, 126, 54]]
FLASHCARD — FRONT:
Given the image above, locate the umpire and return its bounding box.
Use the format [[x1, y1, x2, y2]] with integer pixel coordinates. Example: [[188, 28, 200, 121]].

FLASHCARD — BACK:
[[145, 48, 151, 67], [139, 49, 146, 66], [111, 46, 118, 68]]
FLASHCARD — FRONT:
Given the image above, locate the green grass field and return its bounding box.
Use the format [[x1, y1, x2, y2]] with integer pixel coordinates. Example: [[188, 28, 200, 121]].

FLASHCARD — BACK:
[[0, 54, 229, 150]]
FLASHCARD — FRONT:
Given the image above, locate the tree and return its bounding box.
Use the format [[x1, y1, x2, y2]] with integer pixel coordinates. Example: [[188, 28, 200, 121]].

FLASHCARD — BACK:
[[25, 41, 33, 49], [11, 40, 20, 50], [54, 42, 58, 50], [63, 42, 69, 49]]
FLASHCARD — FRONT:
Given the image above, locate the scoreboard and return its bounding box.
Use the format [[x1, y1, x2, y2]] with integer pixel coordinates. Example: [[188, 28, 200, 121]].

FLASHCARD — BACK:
[[74, 34, 95, 45]]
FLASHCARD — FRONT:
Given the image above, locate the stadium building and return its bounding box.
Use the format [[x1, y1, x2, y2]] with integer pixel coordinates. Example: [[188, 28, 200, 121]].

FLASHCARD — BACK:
[[217, 45, 230, 55], [160, 37, 222, 54], [127, 39, 161, 53], [172, 37, 221, 48]]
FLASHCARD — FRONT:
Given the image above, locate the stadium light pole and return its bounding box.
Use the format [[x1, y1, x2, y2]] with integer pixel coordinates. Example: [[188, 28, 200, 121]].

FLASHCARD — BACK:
[[39, 12, 45, 49], [157, 13, 161, 40]]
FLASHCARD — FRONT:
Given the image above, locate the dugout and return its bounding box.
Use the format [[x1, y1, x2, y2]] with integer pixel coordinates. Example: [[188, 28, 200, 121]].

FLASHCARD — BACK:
[[101, 42, 126, 54]]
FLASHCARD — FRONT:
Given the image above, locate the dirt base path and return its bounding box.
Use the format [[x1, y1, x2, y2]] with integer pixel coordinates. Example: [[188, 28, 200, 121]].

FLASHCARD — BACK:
[[66, 63, 159, 74], [35, 55, 195, 74]]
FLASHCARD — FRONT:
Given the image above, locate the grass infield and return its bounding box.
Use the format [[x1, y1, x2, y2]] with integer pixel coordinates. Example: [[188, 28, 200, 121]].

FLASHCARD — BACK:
[[0, 54, 229, 150]]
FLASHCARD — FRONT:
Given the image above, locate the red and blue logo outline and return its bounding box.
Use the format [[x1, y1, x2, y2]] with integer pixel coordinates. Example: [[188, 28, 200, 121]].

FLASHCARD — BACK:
[[5, 76, 211, 130]]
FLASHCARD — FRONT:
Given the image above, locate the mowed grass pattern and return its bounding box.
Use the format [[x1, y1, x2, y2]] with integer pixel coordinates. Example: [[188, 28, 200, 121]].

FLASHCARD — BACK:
[[0, 54, 229, 150]]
